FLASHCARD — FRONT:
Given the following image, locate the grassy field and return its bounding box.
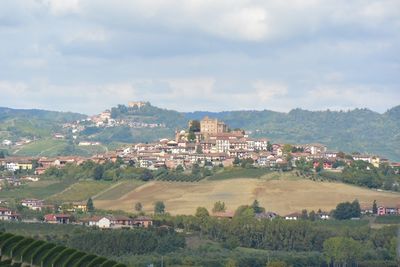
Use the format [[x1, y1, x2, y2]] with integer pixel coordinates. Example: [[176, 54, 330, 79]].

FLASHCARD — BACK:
[[12, 138, 110, 157], [0, 178, 76, 200], [94, 180, 145, 201], [375, 216, 400, 224], [47, 181, 112, 202], [13, 139, 68, 157], [208, 167, 272, 180], [94, 172, 400, 215]]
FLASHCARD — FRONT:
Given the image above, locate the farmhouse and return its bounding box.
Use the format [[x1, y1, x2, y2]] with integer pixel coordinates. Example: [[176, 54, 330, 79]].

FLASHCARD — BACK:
[[0, 207, 20, 221], [85, 215, 133, 229], [284, 212, 302, 220], [211, 211, 234, 220], [255, 212, 278, 220], [21, 199, 44, 211], [133, 216, 153, 228], [44, 214, 71, 224], [377, 206, 400, 216]]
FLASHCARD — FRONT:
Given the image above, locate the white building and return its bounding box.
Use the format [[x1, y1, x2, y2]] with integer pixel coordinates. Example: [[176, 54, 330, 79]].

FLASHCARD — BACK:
[[2, 140, 12, 146]]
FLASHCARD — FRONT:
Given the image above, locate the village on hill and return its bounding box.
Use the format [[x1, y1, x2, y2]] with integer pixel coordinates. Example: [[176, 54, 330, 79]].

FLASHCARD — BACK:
[[0, 108, 400, 228]]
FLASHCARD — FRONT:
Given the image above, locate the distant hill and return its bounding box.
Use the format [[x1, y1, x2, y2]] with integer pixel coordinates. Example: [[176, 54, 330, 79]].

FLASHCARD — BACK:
[[0, 107, 86, 140], [109, 103, 400, 161], [1, 104, 399, 161]]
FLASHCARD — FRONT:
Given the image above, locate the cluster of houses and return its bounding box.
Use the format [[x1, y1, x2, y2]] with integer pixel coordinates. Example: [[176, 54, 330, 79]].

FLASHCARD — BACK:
[[62, 102, 166, 134], [1, 138, 32, 147], [2, 116, 398, 177], [42, 214, 154, 228], [377, 205, 400, 216]]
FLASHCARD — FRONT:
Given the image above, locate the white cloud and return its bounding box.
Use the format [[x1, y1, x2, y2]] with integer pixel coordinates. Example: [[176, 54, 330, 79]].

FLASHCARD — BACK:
[[64, 28, 108, 43], [0, 1, 399, 114], [253, 81, 288, 101], [306, 85, 400, 111], [42, 0, 81, 15]]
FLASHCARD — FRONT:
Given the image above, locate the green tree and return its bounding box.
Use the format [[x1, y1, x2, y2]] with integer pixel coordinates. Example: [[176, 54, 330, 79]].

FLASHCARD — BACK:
[[154, 201, 165, 214], [212, 201, 226, 213], [234, 205, 255, 219], [93, 165, 104, 180], [282, 144, 292, 154], [372, 200, 378, 214], [333, 199, 361, 220], [86, 198, 94, 212], [267, 141, 273, 152], [309, 210, 317, 221], [301, 209, 308, 220], [191, 163, 201, 176], [351, 199, 361, 218], [176, 165, 184, 173], [196, 145, 203, 154], [140, 169, 153, 181], [195, 207, 209, 218], [315, 161, 323, 173], [189, 120, 201, 132], [135, 202, 143, 212], [225, 259, 238, 267], [267, 261, 288, 267], [233, 157, 240, 166], [251, 200, 265, 214], [323, 237, 363, 266], [187, 132, 196, 142]]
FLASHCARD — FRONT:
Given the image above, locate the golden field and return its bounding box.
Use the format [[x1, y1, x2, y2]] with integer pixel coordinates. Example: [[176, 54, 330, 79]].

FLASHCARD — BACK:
[[94, 173, 400, 215]]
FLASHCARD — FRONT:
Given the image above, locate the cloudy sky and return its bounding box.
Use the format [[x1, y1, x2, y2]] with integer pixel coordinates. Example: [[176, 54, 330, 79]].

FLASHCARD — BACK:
[[0, 0, 399, 115]]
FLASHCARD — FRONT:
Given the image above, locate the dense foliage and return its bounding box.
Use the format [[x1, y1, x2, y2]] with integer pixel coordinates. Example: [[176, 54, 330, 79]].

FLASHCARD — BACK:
[[42, 160, 220, 182], [68, 229, 185, 256], [0, 215, 398, 267], [3, 104, 399, 160], [332, 200, 361, 220], [0, 107, 85, 140], [318, 161, 400, 190]]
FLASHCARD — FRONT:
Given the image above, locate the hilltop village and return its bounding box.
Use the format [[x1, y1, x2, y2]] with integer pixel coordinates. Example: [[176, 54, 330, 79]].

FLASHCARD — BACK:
[[1, 115, 396, 175], [0, 113, 399, 226]]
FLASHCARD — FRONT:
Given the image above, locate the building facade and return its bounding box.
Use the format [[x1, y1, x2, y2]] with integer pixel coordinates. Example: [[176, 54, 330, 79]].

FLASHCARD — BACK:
[[200, 116, 227, 135]]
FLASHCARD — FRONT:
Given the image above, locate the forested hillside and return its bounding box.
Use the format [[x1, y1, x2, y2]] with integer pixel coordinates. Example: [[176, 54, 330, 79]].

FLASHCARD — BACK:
[[1, 104, 399, 160], [0, 107, 86, 140], [185, 106, 400, 160]]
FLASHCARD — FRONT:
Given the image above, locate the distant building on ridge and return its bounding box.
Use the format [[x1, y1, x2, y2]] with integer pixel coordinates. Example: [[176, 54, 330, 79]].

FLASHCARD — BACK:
[[200, 116, 227, 135]]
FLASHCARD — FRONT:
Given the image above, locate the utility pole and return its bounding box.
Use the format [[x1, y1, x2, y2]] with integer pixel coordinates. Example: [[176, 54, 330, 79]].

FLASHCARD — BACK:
[[161, 255, 164, 267]]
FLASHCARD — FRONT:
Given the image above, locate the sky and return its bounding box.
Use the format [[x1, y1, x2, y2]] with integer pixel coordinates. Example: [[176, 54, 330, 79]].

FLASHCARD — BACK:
[[0, 0, 399, 115]]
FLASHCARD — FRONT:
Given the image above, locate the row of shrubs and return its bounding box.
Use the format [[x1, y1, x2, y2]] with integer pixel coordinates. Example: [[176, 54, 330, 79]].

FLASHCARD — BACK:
[[0, 232, 126, 267], [156, 173, 204, 182]]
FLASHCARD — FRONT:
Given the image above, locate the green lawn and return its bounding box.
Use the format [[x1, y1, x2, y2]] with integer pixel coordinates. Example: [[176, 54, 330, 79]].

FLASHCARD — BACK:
[[94, 180, 145, 200], [0, 221, 85, 238], [208, 167, 272, 180], [13, 139, 68, 157], [0, 178, 76, 200], [375, 216, 400, 224], [12, 139, 112, 157], [47, 181, 113, 202]]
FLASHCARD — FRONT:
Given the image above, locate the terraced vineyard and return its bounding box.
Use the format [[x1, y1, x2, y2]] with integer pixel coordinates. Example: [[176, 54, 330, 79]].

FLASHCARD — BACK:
[[0, 232, 126, 267]]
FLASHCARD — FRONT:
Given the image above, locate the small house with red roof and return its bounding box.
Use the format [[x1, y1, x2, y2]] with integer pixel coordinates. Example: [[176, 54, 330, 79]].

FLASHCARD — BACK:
[[211, 211, 234, 220], [44, 214, 71, 224], [133, 216, 153, 228]]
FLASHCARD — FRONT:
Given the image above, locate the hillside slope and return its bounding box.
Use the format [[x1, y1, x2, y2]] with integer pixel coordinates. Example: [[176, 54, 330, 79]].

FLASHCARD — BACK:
[[1, 104, 399, 160], [107, 103, 400, 160], [0, 107, 86, 140], [94, 173, 400, 215]]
